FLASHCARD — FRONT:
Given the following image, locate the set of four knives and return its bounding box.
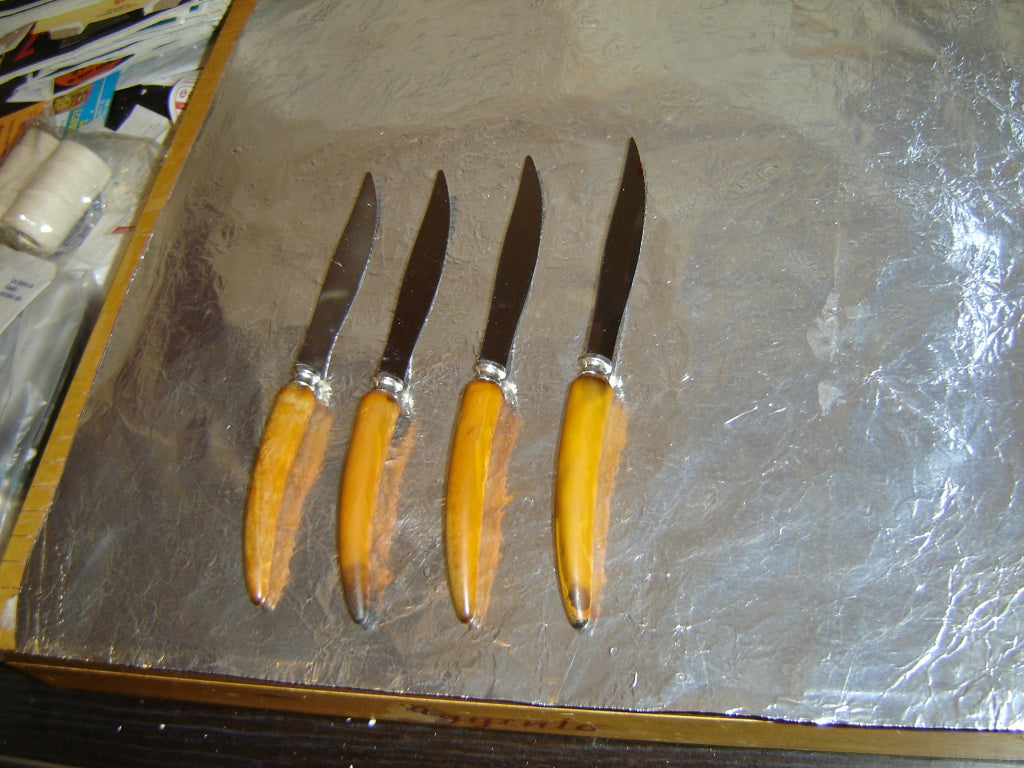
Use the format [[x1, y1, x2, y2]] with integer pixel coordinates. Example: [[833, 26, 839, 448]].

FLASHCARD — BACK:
[[243, 139, 646, 630]]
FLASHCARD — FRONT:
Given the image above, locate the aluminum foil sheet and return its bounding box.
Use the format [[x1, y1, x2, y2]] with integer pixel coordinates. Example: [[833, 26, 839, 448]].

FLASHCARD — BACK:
[[17, 0, 1024, 731]]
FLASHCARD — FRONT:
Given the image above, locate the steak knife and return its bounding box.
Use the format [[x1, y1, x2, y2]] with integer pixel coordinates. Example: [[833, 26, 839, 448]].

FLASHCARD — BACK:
[[244, 173, 378, 609], [338, 170, 451, 625], [445, 156, 543, 625], [554, 139, 646, 629]]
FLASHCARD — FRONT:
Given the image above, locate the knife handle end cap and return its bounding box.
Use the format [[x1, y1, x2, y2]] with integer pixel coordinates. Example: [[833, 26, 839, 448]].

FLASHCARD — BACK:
[[565, 585, 591, 630]]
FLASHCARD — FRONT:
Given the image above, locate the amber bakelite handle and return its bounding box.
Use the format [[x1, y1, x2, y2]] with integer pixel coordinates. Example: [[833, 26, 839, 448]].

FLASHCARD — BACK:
[[338, 388, 401, 624], [554, 373, 614, 629], [444, 377, 505, 624], [243, 382, 318, 608]]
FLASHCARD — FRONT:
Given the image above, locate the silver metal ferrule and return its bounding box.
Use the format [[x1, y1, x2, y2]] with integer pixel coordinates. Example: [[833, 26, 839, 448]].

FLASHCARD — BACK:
[[372, 371, 406, 401], [473, 359, 507, 384], [577, 352, 614, 379], [293, 364, 329, 402]]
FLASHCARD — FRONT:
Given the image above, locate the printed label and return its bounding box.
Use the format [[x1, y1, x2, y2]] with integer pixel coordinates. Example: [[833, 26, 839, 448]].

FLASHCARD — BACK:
[[0, 247, 57, 334], [402, 703, 599, 733]]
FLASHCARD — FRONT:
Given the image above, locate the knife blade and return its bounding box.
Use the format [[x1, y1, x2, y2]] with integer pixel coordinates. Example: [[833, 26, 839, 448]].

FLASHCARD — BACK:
[[444, 156, 543, 625], [244, 172, 378, 609], [338, 170, 451, 625], [554, 138, 645, 629]]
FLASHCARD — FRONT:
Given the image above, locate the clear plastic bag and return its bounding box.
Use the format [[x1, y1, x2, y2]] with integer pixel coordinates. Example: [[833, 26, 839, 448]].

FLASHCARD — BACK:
[[0, 121, 161, 553]]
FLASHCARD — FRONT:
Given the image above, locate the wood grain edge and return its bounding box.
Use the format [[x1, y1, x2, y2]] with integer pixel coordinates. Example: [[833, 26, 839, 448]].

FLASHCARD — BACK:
[[5, 655, 1024, 761], [0, 0, 259, 651]]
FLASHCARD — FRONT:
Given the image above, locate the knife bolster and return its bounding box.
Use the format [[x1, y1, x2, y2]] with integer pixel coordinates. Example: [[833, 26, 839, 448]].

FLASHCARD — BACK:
[[577, 352, 614, 379], [473, 359, 507, 383], [293, 363, 329, 402], [371, 370, 409, 408]]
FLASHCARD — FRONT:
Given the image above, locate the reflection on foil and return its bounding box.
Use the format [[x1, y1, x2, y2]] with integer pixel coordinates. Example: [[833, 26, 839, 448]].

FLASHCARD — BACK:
[[17, 0, 1024, 731]]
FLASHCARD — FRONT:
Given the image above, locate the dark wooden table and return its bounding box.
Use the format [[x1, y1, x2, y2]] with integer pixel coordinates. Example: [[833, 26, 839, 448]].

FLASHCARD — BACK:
[[1, 662, 1011, 768]]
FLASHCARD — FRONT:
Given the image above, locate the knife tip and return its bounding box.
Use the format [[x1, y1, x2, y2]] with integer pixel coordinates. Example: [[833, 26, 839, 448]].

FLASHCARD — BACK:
[[520, 155, 541, 198], [428, 169, 450, 214]]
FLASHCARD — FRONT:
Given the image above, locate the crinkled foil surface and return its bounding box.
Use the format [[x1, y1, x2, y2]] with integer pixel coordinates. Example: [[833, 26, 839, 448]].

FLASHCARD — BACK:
[[17, 0, 1024, 730]]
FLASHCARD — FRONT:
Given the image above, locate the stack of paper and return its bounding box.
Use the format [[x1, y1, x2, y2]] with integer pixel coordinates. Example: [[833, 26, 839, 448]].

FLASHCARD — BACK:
[[1, 0, 230, 137]]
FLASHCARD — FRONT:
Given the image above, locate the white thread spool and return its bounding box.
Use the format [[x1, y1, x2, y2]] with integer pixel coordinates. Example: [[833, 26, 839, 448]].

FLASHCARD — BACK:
[[0, 128, 60, 216], [0, 139, 111, 255]]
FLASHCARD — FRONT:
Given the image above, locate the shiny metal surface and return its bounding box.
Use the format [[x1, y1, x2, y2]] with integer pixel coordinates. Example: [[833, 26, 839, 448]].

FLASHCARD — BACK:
[[15, 0, 1024, 734], [584, 138, 645, 365], [477, 156, 543, 372], [295, 173, 377, 392], [377, 171, 451, 384]]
